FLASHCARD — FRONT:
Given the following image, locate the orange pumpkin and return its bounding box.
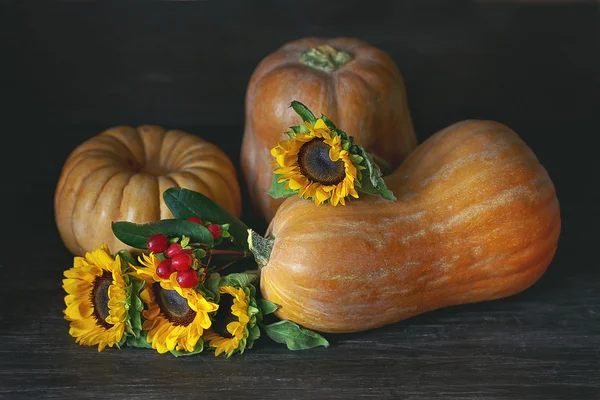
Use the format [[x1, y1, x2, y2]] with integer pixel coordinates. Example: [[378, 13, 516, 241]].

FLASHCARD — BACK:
[[240, 37, 417, 223], [55, 125, 242, 255], [255, 120, 561, 333]]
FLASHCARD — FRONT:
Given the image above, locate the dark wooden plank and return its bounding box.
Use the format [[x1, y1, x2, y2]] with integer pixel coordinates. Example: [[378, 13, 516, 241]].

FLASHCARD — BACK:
[[0, 1, 598, 399]]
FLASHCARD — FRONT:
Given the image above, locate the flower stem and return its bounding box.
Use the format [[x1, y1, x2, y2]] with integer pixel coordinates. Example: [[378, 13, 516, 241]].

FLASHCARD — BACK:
[[210, 249, 252, 257]]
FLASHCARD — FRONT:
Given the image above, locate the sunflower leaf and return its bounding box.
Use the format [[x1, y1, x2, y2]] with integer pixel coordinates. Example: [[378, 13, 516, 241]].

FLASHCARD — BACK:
[[290, 100, 317, 125], [128, 276, 146, 337], [320, 114, 337, 130], [218, 271, 258, 289], [257, 299, 280, 315], [354, 146, 397, 202], [163, 188, 250, 251], [170, 340, 204, 357], [290, 124, 310, 134], [126, 331, 153, 349], [247, 324, 261, 349], [263, 320, 329, 350], [268, 174, 299, 199], [112, 219, 214, 249], [204, 272, 221, 303], [116, 250, 137, 267]]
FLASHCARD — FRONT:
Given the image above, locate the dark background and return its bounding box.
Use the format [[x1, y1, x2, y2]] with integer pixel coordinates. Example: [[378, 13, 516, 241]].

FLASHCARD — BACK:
[[1, 1, 599, 399]]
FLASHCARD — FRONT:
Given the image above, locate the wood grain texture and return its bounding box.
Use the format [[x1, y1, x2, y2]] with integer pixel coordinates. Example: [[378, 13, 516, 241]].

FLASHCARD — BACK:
[[0, 0, 598, 399]]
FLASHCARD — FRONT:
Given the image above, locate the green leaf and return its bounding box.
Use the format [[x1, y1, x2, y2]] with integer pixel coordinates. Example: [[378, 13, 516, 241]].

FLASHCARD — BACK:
[[263, 320, 329, 350], [111, 222, 157, 249], [267, 174, 299, 199], [290, 124, 310, 134], [111, 219, 214, 249], [218, 271, 258, 289], [354, 146, 397, 202], [126, 331, 153, 349], [257, 299, 280, 315], [247, 325, 261, 348], [170, 340, 204, 357], [290, 100, 317, 125], [163, 188, 250, 252], [320, 114, 337, 130], [204, 272, 221, 302], [116, 250, 137, 267], [127, 276, 145, 337], [193, 248, 207, 259]]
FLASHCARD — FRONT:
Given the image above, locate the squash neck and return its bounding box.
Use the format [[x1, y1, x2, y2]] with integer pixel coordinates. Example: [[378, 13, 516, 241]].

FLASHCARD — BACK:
[[299, 45, 353, 72]]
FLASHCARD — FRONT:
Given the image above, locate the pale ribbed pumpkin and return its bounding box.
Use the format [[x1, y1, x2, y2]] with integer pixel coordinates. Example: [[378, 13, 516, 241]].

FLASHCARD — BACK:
[[55, 125, 242, 255], [255, 120, 561, 333], [240, 37, 417, 223]]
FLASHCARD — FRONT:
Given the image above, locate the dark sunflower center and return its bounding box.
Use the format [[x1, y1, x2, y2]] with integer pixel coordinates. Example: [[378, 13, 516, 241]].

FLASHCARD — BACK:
[[153, 283, 196, 327], [91, 271, 113, 329], [298, 138, 346, 186], [211, 294, 238, 338]]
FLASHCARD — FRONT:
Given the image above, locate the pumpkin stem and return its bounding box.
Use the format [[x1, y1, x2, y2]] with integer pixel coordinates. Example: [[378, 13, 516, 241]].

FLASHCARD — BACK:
[[248, 229, 274, 269], [299, 45, 353, 72]]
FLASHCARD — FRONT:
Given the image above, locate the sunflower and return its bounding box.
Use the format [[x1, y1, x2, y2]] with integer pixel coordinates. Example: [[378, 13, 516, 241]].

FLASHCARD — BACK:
[[271, 117, 359, 206], [204, 285, 259, 357], [63, 244, 131, 352], [132, 254, 218, 354]]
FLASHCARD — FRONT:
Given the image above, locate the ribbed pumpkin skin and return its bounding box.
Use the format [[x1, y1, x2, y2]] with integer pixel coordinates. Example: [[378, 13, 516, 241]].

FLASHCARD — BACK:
[[260, 120, 561, 333], [55, 125, 242, 255], [240, 37, 417, 223]]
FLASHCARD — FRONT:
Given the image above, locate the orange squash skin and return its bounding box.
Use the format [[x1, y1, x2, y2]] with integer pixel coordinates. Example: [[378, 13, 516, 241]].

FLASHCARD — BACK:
[[55, 125, 242, 255], [260, 120, 561, 333], [240, 37, 417, 223]]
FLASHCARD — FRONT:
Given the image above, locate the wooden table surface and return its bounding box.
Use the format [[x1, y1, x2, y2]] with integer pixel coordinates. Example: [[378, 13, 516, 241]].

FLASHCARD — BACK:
[[1, 1, 598, 399]]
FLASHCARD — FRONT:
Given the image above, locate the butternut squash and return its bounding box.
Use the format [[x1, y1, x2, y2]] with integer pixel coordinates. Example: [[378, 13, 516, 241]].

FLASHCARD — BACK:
[[255, 120, 561, 333]]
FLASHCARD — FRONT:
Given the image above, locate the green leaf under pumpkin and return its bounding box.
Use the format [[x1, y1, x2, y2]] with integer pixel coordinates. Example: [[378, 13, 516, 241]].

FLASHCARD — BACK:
[[262, 320, 329, 351]]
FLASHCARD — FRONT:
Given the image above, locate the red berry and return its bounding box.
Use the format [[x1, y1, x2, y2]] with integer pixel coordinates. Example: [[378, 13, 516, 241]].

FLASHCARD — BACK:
[[187, 216, 203, 225], [171, 252, 193, 271], [146, 234, 168, 253], [166, 243, 182, 258], [156, 259, 173, 279], [207, 224, 222, 239], [177, 269, 199, 288]]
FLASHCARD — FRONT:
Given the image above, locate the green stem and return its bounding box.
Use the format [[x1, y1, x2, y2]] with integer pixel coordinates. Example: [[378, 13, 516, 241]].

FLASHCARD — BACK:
[[299, 45, 353, 72]]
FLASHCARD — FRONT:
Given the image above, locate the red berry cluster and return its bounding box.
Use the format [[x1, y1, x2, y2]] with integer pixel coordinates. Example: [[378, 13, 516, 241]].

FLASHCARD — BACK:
[[143, 217, 223, 289]]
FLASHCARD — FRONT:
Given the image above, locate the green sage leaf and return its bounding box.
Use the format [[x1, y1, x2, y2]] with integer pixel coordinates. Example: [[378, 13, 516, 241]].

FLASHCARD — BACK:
[[263, 320, 329, 350], [163, 188, 250, 251]]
